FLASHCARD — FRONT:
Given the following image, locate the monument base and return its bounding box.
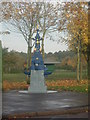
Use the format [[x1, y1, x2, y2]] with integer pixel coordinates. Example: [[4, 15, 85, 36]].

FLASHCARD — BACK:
[[28, 70, 47, 93], [19, 90, 57, 94]]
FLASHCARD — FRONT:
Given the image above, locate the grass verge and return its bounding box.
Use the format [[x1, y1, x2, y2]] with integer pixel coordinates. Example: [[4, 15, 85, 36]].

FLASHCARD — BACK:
[[3, 79, 89, 93]]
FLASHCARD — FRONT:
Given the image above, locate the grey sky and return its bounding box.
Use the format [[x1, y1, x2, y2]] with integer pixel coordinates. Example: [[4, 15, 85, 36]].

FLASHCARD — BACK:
[[0, 0, 89, 2], [0, 23, 68, 53], [0, 0, 69, 53], [0, 0, 88, 53]]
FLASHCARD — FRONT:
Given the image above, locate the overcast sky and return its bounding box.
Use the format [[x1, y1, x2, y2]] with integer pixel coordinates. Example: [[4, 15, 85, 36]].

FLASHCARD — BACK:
[[0, 22, 68, 53], [0, 0, 89, 53], [0, 0, 89, 2]]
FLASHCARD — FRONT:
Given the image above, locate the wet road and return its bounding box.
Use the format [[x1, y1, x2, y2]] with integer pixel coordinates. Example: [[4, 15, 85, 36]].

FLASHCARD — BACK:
[[2, 90, 88, 116]]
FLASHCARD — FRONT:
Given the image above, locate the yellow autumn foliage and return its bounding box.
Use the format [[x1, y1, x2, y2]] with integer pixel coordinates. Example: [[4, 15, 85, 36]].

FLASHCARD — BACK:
[[3, 81, 28, 91], [3, 80, 88, 92], [64, 2, 88, 51]]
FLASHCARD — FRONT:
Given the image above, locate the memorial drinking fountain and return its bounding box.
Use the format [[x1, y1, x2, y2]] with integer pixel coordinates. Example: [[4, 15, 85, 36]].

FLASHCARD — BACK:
[[24, 27, 54, 93], [28, 28, 47, 93], [24, 28, 58, 93]]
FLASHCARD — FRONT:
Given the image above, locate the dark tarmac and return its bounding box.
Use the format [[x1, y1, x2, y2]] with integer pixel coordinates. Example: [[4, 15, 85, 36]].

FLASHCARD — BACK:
[[2, 90, 89, 118]]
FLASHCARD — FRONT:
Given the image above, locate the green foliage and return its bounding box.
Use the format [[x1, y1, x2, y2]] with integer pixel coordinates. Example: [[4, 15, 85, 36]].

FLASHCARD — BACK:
[[2, 48, 26, 73], [89, 85, 90, 93], [45, 50, 76, 62], [2, 48, 87, 74], [46, 65, 55, 73]]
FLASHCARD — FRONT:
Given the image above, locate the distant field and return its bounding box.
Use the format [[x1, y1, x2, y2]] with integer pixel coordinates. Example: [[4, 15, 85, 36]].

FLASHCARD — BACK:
[[3, 73, 26, 82], [3, 69, 88, 82], [46, 69, 88, 81]]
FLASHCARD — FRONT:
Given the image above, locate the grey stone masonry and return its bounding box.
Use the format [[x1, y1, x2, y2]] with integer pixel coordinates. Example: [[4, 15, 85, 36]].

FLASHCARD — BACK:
[[28, 70, 47, 93]]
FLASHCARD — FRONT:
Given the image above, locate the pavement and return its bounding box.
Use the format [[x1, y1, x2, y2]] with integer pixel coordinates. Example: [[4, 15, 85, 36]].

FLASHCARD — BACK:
[[2, 90, 89, 119]]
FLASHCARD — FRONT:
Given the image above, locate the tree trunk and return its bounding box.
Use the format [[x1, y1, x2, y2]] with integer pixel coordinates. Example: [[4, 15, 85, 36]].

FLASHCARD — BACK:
[[27, 44, 32, 68], [42, 31, 46, 60], [87, 40, 90, 80], [26, 44, 32, 82], [87, 47, 90, 80], [80, 50, 82, 81], [30, 46, 32, 67], [77, 45, 80, 82], [27, 45, 30, 68], [42, 37, 44, 60], [80, 40, 82, 81]]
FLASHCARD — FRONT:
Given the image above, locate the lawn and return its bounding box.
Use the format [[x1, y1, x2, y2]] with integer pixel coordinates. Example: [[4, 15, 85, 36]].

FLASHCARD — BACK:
[[2, 69, 89, 93], [46, 69, 88, 80], [3, 69, 88, 82], [3, 73, 26, 82]]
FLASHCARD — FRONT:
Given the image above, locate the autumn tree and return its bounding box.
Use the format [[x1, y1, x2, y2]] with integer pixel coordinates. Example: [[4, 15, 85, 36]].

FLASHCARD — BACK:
[[59, 2, 88, 81], [1, 2, 38, 68], [36, 2, 63, 59], [88, 2, 90, 80], [1, 1, 63, 67]]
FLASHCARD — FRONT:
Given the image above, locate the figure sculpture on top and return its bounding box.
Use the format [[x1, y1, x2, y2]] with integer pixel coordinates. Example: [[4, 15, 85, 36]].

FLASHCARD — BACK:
[[31, 27, 44, 71], [24, 26, 52, 76]]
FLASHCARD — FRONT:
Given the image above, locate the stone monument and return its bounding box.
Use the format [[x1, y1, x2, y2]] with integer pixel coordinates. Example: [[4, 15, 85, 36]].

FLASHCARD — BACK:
[[28, 28, 47, 93]]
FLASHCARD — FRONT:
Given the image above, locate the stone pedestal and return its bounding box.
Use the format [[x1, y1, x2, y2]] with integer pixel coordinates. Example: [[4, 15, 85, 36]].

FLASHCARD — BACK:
[[28, 70, 47, 93]]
